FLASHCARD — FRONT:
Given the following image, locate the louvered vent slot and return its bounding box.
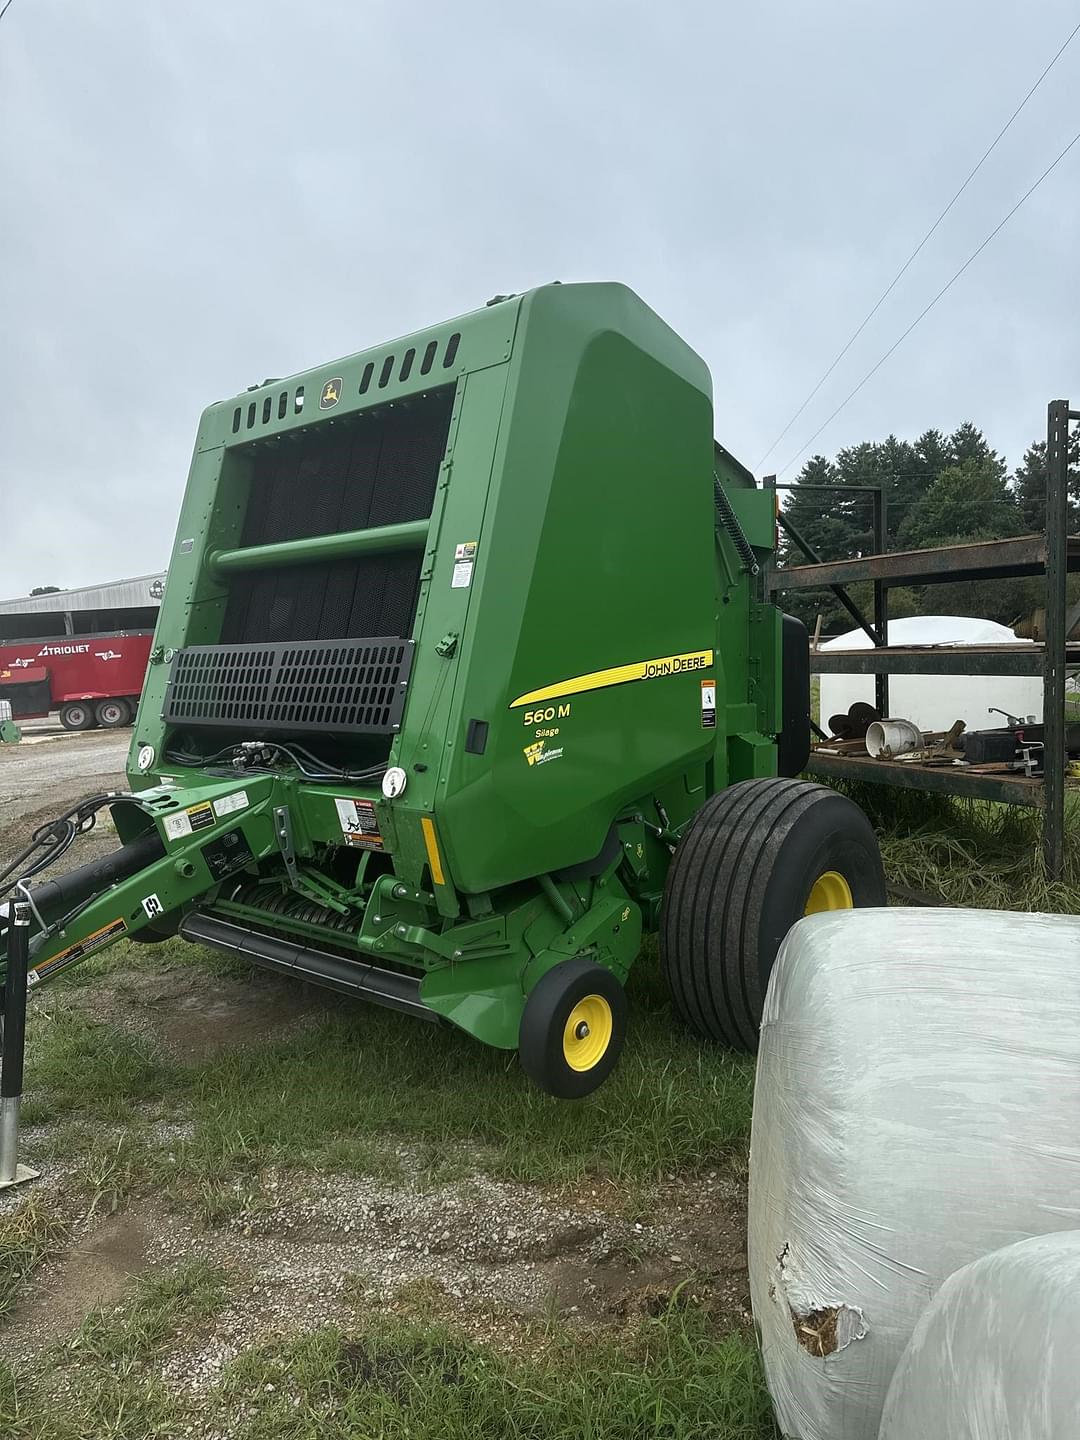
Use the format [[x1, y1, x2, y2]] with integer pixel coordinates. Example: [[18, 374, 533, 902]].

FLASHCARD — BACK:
[[163, 638, 413, 735]]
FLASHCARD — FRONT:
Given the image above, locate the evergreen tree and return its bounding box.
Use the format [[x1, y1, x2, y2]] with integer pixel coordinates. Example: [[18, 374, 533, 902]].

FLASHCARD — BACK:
[[899, 457, 1022, 549], [773, 419, 1041, 634], [777, 454, 861, 631], [777, 455, 851, 566], [945, 421, 1003, 470], [1011, 429, 1080, 533]]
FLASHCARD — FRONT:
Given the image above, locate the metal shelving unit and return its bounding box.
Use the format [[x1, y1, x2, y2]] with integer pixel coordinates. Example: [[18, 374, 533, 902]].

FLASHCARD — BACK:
[[765, 400, 1079, 878]]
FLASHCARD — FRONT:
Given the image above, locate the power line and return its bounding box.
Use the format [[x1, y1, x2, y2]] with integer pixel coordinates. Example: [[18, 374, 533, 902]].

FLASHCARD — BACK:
[[776, 124, 1080, 478], [755, 18, 1080, 471], [0, 0, 16, 23]]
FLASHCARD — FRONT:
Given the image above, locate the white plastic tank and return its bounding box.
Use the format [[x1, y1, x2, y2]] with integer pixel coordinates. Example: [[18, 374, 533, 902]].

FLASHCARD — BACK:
[[818, 615, 1041, 734]]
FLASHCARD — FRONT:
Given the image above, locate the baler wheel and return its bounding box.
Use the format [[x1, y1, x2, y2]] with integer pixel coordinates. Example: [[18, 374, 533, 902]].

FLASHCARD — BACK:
[[660, 778, 885, 1051], [519, 957, 627, 1099]]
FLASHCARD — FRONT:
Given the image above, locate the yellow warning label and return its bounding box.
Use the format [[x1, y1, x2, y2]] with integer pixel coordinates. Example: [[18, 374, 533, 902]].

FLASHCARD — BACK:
[[30, 917, 127, 986], [510, 649, 714, 709], [163, 801, 214, 842]]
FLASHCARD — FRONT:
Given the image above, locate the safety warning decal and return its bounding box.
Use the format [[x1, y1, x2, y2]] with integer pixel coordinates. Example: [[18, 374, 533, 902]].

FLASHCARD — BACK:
[[212, 790, 248, 820], [451, 541, 477, 589], [29, 917, 127, 987], [163, 801, 215, 842], [334, 797, 384, 850], [701, 678, 716, 729], [202, 828, 255, 881]]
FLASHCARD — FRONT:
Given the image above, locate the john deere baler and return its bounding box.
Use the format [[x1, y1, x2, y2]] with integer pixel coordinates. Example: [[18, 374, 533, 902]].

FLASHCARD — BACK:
[[0, 284, 884, 1097]]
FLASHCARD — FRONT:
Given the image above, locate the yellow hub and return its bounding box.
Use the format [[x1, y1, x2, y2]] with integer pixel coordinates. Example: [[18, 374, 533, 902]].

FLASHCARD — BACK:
[[562, 995, 613, 1072], [804, 870, 854, 916]]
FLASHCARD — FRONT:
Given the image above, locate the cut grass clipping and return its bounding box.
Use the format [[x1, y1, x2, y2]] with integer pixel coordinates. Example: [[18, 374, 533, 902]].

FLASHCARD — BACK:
[[837, 783, 1080, 912], [0, 1268, 776, 1440]]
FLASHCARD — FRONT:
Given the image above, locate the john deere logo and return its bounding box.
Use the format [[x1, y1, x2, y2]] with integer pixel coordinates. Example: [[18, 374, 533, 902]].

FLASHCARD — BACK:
[[320, 377, 342, 409]]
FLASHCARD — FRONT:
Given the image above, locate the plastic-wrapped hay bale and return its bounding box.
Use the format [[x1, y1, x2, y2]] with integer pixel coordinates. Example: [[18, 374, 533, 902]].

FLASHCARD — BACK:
[[879, 1231, 1080, 1439], [747, 908, 1080, 1440]]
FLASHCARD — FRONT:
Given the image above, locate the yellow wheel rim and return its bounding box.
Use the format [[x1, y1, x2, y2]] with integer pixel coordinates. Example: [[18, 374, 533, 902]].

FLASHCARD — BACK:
[[804, 870, 854, 916], [562, 995, 613, 1072]]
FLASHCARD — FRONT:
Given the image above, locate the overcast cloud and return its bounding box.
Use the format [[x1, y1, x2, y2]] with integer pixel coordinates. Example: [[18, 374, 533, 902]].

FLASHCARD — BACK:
[[1, 0, 1078, 597]]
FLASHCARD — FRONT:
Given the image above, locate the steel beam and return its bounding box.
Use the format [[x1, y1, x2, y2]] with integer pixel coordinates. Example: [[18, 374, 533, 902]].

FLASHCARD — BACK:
[[873, 486, 889, 716], [770, 534, 1054, 591], [775, 513, 878, 644], [809, 645, 1073, 676], [807, 752, 1046, 807], [1042, 400, 1071, 879]]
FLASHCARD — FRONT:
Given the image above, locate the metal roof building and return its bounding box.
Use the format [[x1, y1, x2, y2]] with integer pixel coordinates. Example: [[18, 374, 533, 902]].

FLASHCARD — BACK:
[[0, 573, 166, 614], [0, 573, 165, 640]]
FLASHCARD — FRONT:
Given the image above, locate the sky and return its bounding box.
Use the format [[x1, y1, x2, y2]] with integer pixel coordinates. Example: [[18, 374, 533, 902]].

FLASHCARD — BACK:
[[1, 0, 1078, 598]]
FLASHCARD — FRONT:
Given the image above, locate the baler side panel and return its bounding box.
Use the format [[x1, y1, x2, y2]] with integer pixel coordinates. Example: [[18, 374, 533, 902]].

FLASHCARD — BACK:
[[433, 285, 720, 893]]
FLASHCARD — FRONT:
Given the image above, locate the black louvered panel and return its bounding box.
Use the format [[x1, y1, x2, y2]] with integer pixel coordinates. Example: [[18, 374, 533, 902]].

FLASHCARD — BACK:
[[164, 639, 413, 735], [221, 386, 453, 646], [220, 554, 424, 646]]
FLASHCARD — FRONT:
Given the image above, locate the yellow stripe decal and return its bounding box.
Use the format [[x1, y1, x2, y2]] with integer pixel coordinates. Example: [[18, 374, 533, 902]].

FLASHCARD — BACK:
[[510, 649, 714, 709], [421, 816, 446, 887]]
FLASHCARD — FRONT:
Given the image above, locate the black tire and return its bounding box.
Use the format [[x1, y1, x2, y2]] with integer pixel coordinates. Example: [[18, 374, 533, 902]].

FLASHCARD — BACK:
[[128, 910, 181, 945], [519, 957, 628, 1099], [95, 697, 131, 728], [661, 778, 885, 1051], [60, 702, 95, 731]]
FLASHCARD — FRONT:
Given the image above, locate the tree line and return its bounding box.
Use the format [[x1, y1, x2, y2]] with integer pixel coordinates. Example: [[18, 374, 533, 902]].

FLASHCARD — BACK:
[[777, 421, 1080, 632]]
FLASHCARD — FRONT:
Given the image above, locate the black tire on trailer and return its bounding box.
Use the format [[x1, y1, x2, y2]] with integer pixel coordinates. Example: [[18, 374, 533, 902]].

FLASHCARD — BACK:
[[519, 957, 628, 1099], [95, 697, 131, 728], [660, 777, 886, 1051], [59, 701, 96, 731]]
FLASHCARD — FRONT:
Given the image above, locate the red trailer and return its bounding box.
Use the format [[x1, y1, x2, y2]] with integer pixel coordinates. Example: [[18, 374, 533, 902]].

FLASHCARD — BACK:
[[0, 632, 152, 730]]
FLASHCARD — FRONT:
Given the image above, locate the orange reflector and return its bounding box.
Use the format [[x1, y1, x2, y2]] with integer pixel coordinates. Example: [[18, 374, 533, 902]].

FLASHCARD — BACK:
[[420, 816, 446, 886]]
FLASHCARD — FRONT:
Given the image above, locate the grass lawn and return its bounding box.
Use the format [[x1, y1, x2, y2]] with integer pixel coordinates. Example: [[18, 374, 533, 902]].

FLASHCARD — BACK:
[[0, 937, 768, 1440], [1, 785, 1072, 1439]]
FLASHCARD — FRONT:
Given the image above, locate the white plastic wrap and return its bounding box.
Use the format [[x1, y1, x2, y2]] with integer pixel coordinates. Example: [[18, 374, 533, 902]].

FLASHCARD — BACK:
[[879, 1231, 1080, 1439], [818, 615, 1042, 732], [748, 907, 1080, 1440]]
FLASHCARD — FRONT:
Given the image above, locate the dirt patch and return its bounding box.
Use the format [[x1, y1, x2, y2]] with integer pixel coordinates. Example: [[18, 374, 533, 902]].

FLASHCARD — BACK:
[[0, 728, 129, 831], [3, 1206, 156, 1354], [67, 961, 331, 1062]]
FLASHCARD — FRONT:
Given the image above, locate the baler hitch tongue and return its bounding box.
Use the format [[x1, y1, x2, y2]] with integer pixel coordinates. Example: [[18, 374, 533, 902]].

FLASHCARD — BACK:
[[0, 793, 171, 1002]]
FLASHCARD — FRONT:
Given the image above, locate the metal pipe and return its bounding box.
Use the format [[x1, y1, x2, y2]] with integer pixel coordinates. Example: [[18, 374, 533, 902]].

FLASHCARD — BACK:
[[0, 900, 38, 1190], [209, 518, 430, 577]]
